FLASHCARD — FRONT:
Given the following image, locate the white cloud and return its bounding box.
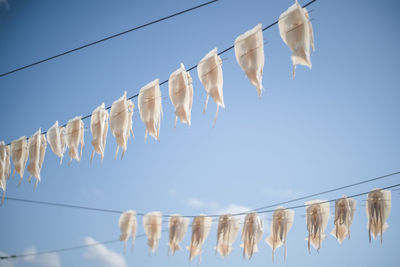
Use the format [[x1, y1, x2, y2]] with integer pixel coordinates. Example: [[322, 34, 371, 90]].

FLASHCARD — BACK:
[[264, 187, 302, 199], [22, 247, 61, 267], [0, 251, 14, 267], [187, 198, 205, 208], [84, 237, 126, 267], [0, 0, 9, 9]]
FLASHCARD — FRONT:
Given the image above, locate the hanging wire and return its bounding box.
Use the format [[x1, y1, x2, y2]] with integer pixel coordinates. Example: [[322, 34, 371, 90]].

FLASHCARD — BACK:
[[0, 0, 219, 78], [4, 170, 399, 218], [0, 183, 397, 261], [0, 230, 166, 260], [3, 0, 318, 146]]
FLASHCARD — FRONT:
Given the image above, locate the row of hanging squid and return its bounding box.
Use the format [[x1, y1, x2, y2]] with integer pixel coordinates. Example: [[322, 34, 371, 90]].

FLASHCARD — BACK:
[[0, 1, 314, 201], [118, 189, 391, 263]]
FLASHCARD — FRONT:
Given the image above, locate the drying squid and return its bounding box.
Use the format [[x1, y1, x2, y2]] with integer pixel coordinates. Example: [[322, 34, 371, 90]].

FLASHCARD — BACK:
[[305, 200, 329, 253], [27, 129, 47, 188], [241, 212, 264, 259], [265, 207, 294, 262], [278, 0, 314, 78], [65, 116, 84, 163], [143, 211, 162, 254], [119, 210, 137, 252], [187, 214, 212, 263], [90, 103, 109, 162], [330, 196, 356, 244], [110, 91, 134, 159], [47, 121, 66, 164], [168, 214, 189, 255], [197, 48, 224, 126], [216, 214, 240, 258], [168, 64, 194, 127], [234, 23, 265, 97], [138, 79, 163, 142], [366, 188, 391, 243], [10, 136, 29, 185], [0, 142, 11, 203]]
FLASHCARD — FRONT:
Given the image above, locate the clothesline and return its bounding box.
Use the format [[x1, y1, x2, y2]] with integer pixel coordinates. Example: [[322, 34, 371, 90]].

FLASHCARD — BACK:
[[4, 170, 399, 218], [2, 0, 318, 146]]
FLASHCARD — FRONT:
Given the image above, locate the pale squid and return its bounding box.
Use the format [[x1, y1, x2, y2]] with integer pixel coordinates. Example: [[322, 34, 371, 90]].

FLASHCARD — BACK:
[[305, 200, 329, 253], [0, 141, 11, 203], [216, 214, 240, 258], [187, 214, 212, 263], [197, 48, 224, 126], [46, 121, 66, 164], [366, 188, 391, 243], [110, 91, 134, 159], [119, 210, 137, 252], [234, 23, 265, 97], [168, 64, 194, 127], [168, 214, 189, 255], [241, 212, 264, 259], [27, 129, 47, 188], [138, 79, 163, 142], [10, 136, 29, 184], [143, 211, 162, 254], [330, 196, 356, 244], [278, 0, 314, 78], [90, 103, 109, 162], [65, 116, 84, 163], [265, 207, 294, 262]]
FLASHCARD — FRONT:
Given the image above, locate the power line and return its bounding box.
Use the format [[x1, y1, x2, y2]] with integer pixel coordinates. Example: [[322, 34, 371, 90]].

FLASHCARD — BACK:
[[0, 0, 219, 78], [4, 0, 318, 146], [4, 170, 399, 218], [0, 233, 146, 260], [1, 183, 398, 261]]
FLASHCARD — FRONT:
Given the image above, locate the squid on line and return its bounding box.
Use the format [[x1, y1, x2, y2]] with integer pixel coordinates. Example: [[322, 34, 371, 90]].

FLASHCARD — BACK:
[[197, 48, 224, 126], [234, 23, 265, 97], [241, 212, 264, 260], [46, 121, 66, 164], [110, 91, 134, 159], [278, 0, 314, 78], [330, 196, 356, 244], [10, 136, 29, 185], [90, 103, 109, 162], [168, 214, 189, 255], [265, 207, 294, 262], [119, 210, 137, 253], [305, 200, 329, 253], [27, 129, 47, 188], [187, 214, 212, 264], [215, 214, 240, 258], [143, 211, 162, 254], [65, 116, 84, 163], [0, 141, 11, 203], [168, 63, 194, 127], [366, 188, 391, 243]]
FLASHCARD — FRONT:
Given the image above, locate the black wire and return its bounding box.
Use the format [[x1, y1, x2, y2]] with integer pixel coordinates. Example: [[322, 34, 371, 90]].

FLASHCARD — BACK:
[[4, 170, 399, 218], [0, 0, 219, 78], [1, 183, 398, 261], [0, 233, 146, 260], [3, 0, 318, 145]]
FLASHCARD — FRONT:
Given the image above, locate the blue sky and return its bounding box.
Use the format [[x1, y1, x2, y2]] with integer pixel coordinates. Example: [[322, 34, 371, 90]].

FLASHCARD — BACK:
[[0, 0, 400, 267]]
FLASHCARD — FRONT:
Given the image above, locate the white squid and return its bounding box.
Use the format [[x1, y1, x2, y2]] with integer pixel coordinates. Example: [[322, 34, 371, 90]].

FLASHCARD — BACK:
[[90, 103, 109, 162], [168, 64, 194, 127], [197, 48, 224, 126], [330, 196, 356, 244], [366, 188, 391, 243], [110, 91, 134, 159], [265, 207, 294, 262], [187, 214, 212, 263], [216, 214, 240, 258], [46, 121, 66, 164], [241, 212, 264, 259], [234, 23, 265, 97], [0, 141, 11, 203], [27, 129, 47, 188], [305, 200, 329, 253], [143, 211, 163, 254], [65, 116, 84, 163], [168, 214, 189, 255], [119, 210, 137, 252], [138, 79, 163, 142], [278, 0, 314, 78], [10, 136, 29, 185]]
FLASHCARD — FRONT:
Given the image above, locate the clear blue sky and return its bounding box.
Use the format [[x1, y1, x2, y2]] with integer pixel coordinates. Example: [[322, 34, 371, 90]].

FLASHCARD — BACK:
[[0, 0, 399, 267]]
